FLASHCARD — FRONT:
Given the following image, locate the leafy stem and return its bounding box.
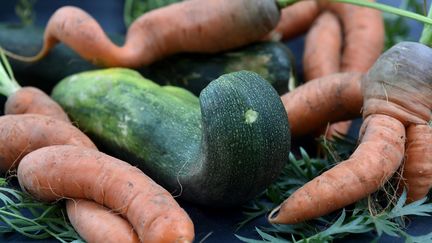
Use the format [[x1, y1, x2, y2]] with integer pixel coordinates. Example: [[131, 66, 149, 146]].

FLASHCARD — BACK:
[[0, 50, 21, 97]]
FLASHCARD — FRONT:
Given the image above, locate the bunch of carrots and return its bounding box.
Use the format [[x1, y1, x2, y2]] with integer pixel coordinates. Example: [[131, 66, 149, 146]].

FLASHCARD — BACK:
[[0, 52, 194, 242], [0, 0, 431, 241]]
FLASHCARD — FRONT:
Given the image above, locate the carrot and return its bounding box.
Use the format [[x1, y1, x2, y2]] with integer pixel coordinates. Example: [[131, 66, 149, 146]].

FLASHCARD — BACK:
[[265, 0, 320, 41], [270, 41, 432, 224], [303, 11, 342, 82], [66, 199, 139, 243], [0, 50, 70, 122], [269, 114, 405, 223], [3, 0, 280, 67], [320, 0, 385, 73], [17, 145, 195, 243], [399, 124, 432, 203], [281, 72, 363, 137], [0, 114, 96, 172]]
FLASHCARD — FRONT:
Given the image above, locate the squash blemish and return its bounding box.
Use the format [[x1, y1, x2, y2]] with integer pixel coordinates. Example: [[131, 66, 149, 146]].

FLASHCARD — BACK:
[[245, 109, 258, 124]]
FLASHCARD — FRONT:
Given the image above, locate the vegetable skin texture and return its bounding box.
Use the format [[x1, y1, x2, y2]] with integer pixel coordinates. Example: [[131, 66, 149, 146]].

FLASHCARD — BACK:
[[281, 72, 363, 137], [266, 0, 320, 41], [399, 125, 432, 203], [18, 145, 195, 243], [66, 200, 139, 243], [303, 11, 342, 82], [270, 41, 432, 224], [0, 114, 96, 172], [9, 0, 280, 67], [320, 0, 385, 73], [5, 87, 70, 122], [51, 69, 290, 207]]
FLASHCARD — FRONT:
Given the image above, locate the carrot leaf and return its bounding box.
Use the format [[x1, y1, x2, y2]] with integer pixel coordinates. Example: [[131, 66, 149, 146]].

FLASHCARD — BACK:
[[0, 178, 83, 243], [237, 136, 432, 242]]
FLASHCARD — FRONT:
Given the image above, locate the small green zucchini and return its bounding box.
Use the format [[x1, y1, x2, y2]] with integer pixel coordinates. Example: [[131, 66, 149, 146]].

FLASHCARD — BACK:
[[51, 69, 291, 207]]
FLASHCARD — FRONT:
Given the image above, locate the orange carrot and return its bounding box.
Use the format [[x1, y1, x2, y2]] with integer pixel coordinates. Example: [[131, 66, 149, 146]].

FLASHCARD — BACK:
[[399, 124, 432, 203], [5, 87, 70, 122], [318, 0, 384, 138], [270, 41, 432, 224], [303, 11, 342, 82], [266, 0, 320, 41], [18, 145, 195, 243], [66, 200, 139, 243], [3, 0, 280, 67], [320, 0, 385, 73], [269, 114, 405, 223], [281, 72, 363, 137], [0, 114, 96, 172]]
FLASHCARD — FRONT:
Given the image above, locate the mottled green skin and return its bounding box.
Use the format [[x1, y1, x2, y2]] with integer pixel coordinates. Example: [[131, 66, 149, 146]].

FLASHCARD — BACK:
[[141, 42, 294, 95], [0, 24, 292, 95], [52, 69, 291, 206]]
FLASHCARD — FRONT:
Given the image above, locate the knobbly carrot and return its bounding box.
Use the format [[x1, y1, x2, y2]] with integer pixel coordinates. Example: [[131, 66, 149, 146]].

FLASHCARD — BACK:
[[18, 145, 195, 243], [270, 41, 432, 224], [398, 124, 432, 203], [3, 0, 280, 67], [266, 0, 320, 41], [281, 72, 363, 137]]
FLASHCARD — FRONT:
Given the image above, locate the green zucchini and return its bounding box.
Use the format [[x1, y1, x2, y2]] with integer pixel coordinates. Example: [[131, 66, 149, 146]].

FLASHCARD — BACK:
[[0, 23, 293, 95], [51, 69, 291, 207]]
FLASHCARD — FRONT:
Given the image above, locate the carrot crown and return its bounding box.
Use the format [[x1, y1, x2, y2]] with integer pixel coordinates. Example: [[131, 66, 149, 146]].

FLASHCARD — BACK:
[[0, 50, 21, 97]]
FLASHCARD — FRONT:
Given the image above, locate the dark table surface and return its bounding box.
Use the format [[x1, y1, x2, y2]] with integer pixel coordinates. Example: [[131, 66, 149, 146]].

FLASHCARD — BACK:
[[0, 1, 431, 242]]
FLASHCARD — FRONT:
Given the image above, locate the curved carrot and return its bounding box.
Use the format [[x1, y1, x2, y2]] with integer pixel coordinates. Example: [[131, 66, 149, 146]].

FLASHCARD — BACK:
[[281, 72, 363, 137], [4, 0, 280, 67], [66, 200, 139, 243], [303, 11, 342, 81], [0, 114, 96, 172], [265, 0, 320, 41], [398, 125, 432, 203], [269, 114, 405, 224], [18, 145, 195, 243]]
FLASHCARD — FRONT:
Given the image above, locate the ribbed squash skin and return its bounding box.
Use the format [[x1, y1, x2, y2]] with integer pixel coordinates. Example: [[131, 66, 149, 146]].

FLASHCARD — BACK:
[[52, 69, 291, 207]]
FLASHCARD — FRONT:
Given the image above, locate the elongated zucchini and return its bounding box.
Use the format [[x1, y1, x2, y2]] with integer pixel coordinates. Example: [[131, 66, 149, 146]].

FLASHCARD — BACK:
[[0, 23, 293, 94], [51, 69, 291, 207]]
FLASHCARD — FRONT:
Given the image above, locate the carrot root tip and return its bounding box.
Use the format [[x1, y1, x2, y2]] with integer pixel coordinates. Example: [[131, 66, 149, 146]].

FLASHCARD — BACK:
[[267, 204, 281, 223]]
